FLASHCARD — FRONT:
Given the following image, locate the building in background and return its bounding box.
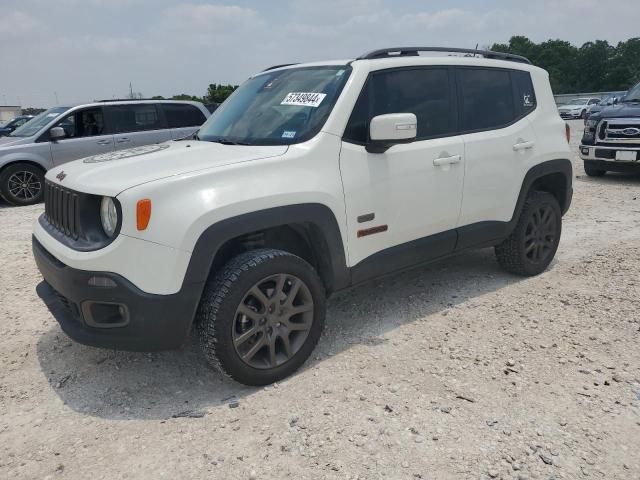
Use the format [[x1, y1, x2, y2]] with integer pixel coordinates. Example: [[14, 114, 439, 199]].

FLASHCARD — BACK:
[[0, 106, 22, 124]]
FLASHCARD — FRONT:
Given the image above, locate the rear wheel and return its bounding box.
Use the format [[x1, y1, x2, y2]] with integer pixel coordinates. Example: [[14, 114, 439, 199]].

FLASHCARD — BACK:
[[196, 248, 325, 386], [495, 191, 562, 276], [583, 161, 606, 177], [0, 163, 45, 206]]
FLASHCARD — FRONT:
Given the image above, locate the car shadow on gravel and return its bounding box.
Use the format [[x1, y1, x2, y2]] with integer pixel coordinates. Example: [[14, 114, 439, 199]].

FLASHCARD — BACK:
[[36, 247, 533, 421]]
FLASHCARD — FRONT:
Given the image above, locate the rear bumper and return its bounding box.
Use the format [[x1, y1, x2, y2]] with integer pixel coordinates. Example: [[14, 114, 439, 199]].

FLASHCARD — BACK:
[[33, 237, 203, 351]]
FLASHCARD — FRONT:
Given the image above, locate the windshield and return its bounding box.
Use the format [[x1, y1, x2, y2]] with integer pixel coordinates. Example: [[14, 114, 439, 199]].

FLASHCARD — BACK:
[[197, 66, 351, 145], [10, 107, 68, 137], [622, 83, 640, 102], [567, 98, 589, 105]]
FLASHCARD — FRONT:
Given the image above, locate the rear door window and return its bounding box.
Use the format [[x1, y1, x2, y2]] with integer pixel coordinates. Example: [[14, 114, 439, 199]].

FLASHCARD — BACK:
[[162, 104, 206, 128], [457, 68, 515, 132], [108, 104, 164, 133]]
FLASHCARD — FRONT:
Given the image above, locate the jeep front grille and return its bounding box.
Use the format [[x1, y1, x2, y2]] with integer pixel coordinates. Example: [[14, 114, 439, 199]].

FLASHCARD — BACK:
[[597, 118, 640, 145], [44, 181, 80, 240]]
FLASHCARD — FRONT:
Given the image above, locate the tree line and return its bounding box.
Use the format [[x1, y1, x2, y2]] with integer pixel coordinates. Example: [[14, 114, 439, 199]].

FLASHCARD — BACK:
[[152, 83, 238, 105], [490, 36, 640, 94]]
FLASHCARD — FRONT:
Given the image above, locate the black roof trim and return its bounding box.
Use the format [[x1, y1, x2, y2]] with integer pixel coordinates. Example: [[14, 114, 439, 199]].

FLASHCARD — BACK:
[[262, 63, 299, 72], [357, 47, 531, 64]]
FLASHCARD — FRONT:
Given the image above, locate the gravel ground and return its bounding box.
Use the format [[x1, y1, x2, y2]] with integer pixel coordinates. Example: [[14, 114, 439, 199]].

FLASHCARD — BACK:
[[1, 120, 639, 480]]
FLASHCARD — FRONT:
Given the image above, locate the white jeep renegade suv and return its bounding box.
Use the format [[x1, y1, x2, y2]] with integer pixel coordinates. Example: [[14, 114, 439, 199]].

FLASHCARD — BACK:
[[33, 47, 573, 386]]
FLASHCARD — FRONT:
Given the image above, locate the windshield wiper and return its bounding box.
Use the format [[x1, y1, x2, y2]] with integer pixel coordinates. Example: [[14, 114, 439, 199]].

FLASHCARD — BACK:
[[208, 138, 252, 146]]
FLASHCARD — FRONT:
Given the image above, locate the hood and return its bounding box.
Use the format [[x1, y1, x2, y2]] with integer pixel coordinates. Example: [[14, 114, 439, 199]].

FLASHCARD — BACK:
[[590, 102, 640, 120], [0, 135, 27, 146], [46, 140, 289, 196]]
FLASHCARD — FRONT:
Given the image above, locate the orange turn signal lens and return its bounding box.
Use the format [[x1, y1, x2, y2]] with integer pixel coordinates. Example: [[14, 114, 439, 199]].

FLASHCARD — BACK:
[[136, 199, 152, 231]]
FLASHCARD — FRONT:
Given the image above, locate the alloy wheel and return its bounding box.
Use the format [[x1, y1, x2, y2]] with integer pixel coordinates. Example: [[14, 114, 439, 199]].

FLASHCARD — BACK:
[[232, 273, 314, 369], [524, 204, 557, 264], [7, 171, 42, 201]]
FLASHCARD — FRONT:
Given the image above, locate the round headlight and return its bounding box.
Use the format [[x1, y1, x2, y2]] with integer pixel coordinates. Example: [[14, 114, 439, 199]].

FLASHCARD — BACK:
[[100, 196, 118, 238]]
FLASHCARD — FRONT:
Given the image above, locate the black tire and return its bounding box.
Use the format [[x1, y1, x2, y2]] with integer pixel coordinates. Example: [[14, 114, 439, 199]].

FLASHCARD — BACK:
[[583, 161, 606, 177], [495, 191, 562, 276], [196, 248, 326, 386], [580, 109, 587, 119], [0, 162, 45, 206]]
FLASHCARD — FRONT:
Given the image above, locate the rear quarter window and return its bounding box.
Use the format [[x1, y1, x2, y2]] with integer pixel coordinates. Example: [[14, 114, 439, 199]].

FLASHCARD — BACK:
[[512, 70, 537, 117], [458, 67, 515, 132], [162, 104, 206, 128]]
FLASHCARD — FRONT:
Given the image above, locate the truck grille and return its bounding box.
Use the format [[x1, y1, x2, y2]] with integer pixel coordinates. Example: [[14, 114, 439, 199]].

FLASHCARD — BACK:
[[44, 181, 80, 240], [598, 118, 640, 145]]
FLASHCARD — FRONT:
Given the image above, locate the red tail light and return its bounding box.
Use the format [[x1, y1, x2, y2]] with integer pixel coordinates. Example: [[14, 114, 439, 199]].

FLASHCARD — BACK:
[[565, 123, 571, 143]]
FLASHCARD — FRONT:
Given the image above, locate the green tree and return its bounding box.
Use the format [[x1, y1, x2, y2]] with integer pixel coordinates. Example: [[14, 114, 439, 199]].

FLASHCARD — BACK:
[[205, 84, 238, 104], [490, 36, 640, 94]]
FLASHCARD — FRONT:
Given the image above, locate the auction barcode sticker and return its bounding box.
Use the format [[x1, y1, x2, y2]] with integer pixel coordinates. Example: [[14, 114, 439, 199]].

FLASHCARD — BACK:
[[281, 92, 327, 108]]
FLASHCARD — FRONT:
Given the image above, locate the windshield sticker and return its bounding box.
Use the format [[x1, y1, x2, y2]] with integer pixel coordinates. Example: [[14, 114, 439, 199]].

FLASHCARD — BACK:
[[282, 131, 296, 139], [281, 92, 327, 108], [336, 70, 345, 76]]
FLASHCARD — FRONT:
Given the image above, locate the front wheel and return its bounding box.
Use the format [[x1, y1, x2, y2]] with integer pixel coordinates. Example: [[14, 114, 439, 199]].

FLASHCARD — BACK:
[[583, 161, 606, 177], [495, 191, 562, 276], [0, 163, 45, 206], [196, 248, 326, 386]]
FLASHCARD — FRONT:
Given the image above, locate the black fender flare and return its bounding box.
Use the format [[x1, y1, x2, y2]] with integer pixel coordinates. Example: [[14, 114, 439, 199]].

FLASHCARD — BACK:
[[511, 158, 573, 221], [181, 203, 351, 294], [456, 158, 573, 251]]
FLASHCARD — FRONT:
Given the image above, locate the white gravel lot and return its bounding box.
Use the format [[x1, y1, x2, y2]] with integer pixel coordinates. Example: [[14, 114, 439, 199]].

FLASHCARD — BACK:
[[1, 120, 639, 480]]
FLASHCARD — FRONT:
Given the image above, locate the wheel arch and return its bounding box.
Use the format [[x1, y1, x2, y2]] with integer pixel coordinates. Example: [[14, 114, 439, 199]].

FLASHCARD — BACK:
[[511, 159, 573, 225], [0, 159, 48, 175], [182, 203, 351, 296]]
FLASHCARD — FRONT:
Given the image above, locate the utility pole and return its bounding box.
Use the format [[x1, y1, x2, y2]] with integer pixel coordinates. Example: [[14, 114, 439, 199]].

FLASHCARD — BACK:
[[54, 91, 59, 105], [129, 82, 134, 99]]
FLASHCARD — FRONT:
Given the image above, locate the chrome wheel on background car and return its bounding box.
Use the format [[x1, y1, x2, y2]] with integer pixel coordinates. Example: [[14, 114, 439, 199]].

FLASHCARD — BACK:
[[0, 162, 45, 206], [8, 171, 42, 202]]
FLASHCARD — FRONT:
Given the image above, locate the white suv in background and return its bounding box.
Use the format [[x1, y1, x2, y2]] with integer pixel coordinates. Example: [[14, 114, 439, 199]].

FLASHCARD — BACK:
[[0, 100, 209, 205], [33, 47, 572, 385]]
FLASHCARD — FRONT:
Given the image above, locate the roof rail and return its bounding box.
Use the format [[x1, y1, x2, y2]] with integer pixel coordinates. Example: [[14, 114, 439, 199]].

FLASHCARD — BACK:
[[262, 63, 299, 72], [96, 98, 162, 102], [357, 47, 531, 64]]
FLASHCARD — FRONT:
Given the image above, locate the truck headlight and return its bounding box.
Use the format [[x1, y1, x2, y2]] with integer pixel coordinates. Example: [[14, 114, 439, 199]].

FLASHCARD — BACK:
[[100, 197, 119, 238]]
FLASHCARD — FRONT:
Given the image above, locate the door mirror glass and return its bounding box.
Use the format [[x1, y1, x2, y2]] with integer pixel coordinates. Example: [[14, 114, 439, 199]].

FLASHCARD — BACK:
[[49, 126, 66, 140], [367, 113, 417, 153]]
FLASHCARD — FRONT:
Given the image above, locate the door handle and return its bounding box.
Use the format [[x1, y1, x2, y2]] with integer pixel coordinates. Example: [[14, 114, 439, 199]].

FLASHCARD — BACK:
[[513, 141, 535, 151], [433, 155, 462, 167], [117, 137, 131, 144], [96, 139, 112, 145]]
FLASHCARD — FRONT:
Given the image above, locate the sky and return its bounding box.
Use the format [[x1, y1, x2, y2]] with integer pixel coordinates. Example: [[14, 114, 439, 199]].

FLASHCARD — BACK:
[[1, 0, 639, 107]]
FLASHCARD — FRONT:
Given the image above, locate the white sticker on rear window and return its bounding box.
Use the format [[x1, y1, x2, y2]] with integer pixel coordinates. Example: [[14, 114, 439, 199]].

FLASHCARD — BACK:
[[282, 131, 296, 139], [281, 92, 327, 108]]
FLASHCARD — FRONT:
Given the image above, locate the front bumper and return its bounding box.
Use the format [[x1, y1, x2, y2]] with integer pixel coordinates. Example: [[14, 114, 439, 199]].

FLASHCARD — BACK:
[[559, 111, 582, 119], [579, 144, 640, 170], [33, 237, 203, 351]]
